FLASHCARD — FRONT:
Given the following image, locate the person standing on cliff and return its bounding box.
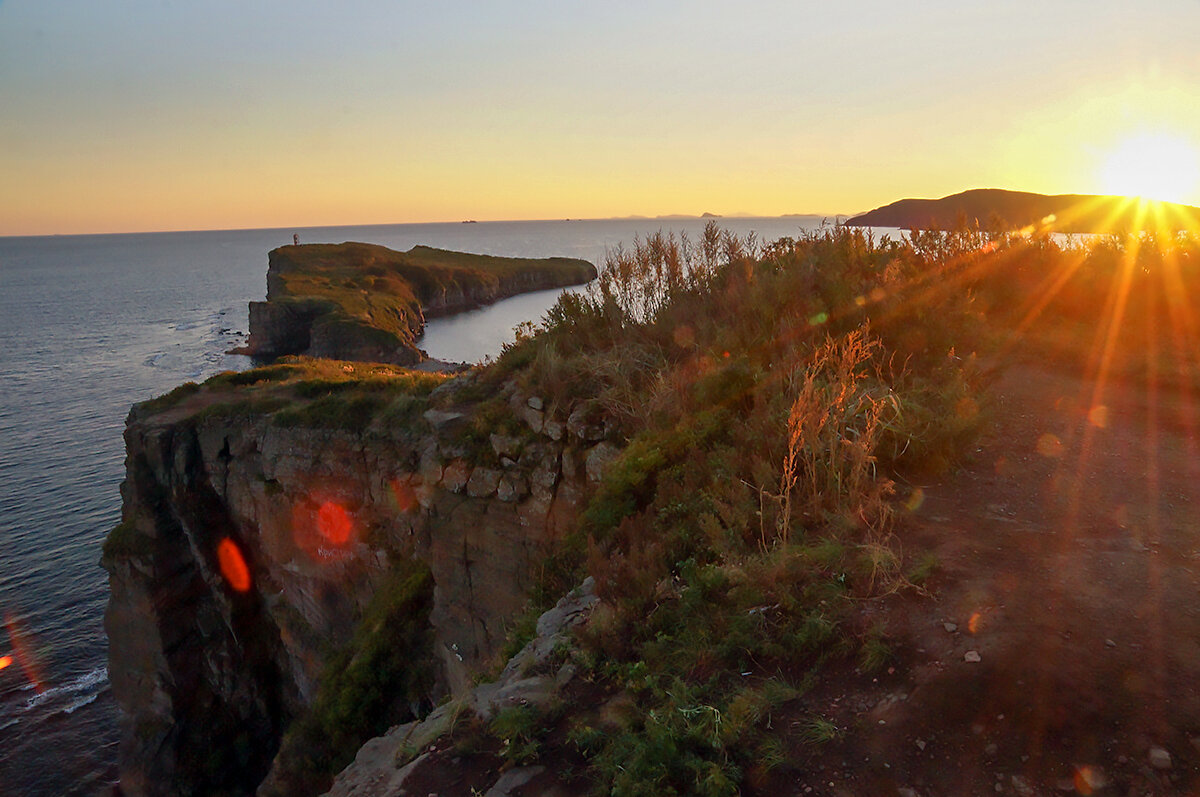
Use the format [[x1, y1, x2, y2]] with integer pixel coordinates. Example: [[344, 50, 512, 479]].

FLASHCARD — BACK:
[[293, 233, 299, 246]]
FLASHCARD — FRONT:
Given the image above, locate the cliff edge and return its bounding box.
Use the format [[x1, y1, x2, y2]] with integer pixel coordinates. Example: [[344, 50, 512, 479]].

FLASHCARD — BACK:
[[102, 359, 617, 795], [240, 242, 597, 364]]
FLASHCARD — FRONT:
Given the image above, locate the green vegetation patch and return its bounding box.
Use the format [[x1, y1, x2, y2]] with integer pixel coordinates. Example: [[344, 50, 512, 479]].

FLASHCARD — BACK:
[[265, 559, 436, 796], [134, 357, 448, 435], [266, 242, 596, 351]]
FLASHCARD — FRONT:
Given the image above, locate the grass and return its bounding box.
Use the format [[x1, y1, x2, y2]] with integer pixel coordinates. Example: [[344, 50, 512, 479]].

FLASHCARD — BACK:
[[469, 222, 1200, 791], [135, 356, 450, 435], [101, 519, 154, 561]]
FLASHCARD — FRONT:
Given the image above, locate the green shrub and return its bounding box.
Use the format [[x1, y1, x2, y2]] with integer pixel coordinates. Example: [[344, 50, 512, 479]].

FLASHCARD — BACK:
[[266, 560, 436, 795]]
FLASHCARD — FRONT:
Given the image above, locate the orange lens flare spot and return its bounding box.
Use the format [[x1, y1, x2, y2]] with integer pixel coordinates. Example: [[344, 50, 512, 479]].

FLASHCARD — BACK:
[[0, 655, 11, 670], [955, 397, 979, 421], [217, 537, 252, 592], [904, 487, 925, 512], [1036, 433, 1063, 458], [317, 501, 353, 545], [1073, 765, 1106, 794], [1088, 405, 1109, 428], [389, 479, 420, 514], [672, 324, 695, 347], [968, 612, 982, 634]]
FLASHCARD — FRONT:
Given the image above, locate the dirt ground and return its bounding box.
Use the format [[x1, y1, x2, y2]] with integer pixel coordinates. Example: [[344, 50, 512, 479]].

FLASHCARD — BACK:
[[804, 352, 1200, 796], [347, 348, 1200, 797]]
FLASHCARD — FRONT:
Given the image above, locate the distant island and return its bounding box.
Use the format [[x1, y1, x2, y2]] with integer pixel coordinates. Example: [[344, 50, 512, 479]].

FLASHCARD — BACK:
[[846, 188, 1200, 233], [239, 242, 596, 365]]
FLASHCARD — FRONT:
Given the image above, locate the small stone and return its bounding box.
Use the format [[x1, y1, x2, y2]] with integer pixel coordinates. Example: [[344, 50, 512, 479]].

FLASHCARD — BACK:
[[527, 396, 544, 411], [944, 622, 958, 633], [915, 739, 926, 751], [964, 650, 982, 663], [1105, 638, 1116, 648], [995, 784, 1002, 793], [1010, 774, 1035, 796], [543, 419, 565, 441], [1148, 746, 1172, 770]]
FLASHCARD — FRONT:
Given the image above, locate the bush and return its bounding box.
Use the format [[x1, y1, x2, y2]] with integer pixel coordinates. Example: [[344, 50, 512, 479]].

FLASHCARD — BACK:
[[266, 560, 436, 795]]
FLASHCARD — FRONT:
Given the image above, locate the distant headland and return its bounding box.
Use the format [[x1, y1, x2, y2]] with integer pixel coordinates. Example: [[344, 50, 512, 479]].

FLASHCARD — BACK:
[[238, 242, 597, 365], [846, 188, 1200, 233]]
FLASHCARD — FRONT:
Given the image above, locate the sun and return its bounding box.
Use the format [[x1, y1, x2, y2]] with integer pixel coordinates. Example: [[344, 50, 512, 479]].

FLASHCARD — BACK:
[[1099, 132, 1199, 204]]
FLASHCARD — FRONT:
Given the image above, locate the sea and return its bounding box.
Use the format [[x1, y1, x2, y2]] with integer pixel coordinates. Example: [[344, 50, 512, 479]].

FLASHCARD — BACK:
[[0, 216, 842, 795]]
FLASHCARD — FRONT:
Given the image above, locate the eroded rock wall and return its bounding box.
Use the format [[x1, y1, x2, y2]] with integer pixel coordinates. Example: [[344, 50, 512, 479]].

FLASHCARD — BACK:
[[103, 387, 609, 796]]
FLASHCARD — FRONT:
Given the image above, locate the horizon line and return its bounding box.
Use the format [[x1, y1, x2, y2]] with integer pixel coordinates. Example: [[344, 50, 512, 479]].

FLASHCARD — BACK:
[[0, 212, 855, 241]]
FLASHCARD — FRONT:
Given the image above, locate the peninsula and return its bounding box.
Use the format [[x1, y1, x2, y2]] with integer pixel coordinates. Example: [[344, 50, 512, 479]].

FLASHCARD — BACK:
[[240, 242, 597, 364], [846, 187, 1200, 233]]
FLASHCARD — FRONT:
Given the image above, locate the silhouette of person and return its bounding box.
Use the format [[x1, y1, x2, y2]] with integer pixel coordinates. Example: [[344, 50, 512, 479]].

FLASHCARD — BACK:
[[293, 233, 299, 246]]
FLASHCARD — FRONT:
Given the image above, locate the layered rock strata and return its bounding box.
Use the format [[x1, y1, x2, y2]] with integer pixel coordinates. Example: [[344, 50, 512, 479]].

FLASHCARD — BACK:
[[103, 381, 613, 796]]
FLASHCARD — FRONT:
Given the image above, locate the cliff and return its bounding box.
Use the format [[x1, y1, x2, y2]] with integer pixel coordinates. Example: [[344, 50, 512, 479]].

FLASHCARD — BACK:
[[846, 187, 1200, 233], [241, 242, 597, 364], [102, 359, 617, 795]]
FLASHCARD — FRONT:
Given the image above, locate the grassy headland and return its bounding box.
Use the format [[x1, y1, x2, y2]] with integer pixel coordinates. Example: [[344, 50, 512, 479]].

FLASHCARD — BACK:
[[136, 222, 1200, 794], [243, 242, 597, 363]]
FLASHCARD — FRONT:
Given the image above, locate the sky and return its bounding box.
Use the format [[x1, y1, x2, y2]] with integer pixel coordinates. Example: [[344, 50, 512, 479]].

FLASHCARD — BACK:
[[2, 0, 1199, 235]]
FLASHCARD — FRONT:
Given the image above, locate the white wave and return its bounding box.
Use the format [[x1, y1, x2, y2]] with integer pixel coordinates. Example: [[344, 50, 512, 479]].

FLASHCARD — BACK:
[[60, 693, 99, 714], [21, 666, 108, 712]]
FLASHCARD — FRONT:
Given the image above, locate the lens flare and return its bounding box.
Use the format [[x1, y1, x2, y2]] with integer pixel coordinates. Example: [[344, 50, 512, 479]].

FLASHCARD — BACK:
[[389, 478, 420, 514], [4, 614, 45, 693], [217, 537, 252, 592], [904, 487, 925, 512], [1036, 433, 1064, 458], [1100, 132, 1199, 203], [317, 501, 353, 545]]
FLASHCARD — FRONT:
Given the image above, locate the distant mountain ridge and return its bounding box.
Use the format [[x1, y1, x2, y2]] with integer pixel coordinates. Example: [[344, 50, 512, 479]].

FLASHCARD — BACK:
[[846, 188, 1200, 233]]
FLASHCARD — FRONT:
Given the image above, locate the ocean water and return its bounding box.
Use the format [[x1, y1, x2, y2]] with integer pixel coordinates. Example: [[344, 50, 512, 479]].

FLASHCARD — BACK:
[[0, 216, 834, 795]]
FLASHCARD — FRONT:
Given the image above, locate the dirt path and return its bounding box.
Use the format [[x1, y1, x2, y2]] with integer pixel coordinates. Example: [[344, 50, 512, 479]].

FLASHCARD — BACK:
[[817, 356, 1200, 796]]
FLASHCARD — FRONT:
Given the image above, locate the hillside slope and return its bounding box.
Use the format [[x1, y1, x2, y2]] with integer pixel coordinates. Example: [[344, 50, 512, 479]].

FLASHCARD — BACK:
[[847, 188, 1200, 233]]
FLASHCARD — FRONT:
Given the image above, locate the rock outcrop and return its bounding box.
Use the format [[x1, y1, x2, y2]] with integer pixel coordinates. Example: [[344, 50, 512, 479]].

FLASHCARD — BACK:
[[241, 243, 597, 364], [102, 372, 615, 796], [322, 578, 600, 797]]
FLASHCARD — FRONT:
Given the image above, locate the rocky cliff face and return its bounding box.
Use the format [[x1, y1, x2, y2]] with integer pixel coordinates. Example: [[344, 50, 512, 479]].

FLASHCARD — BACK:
[[103, 377, 614, 796]]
